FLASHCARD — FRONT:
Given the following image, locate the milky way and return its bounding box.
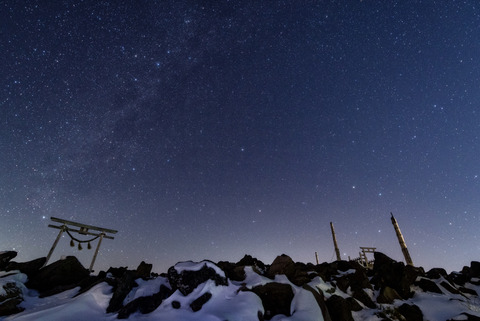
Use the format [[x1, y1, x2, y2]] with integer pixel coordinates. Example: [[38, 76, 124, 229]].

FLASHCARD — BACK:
[[1, 1, 480, 273]]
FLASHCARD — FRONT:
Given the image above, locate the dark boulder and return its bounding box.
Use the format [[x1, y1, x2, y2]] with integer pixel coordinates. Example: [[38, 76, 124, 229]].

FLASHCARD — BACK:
[[6, 257, 46, 279], [167, 261, 227, 296], [414, 277, 442, 294], [26, 256, 90, 297], [117, 284, 172, 319], [0, 282, 24, 316], [470, 261, 480, 278], [398, 303, 423, 321], [440, 280, 460, 294], [106, 271, 138, 313], [426, 267, 448, 279], [325, 295, 354, 321], [190, 292, 212, 312], [0, 251, 17, 271], [376, 286, 402, 304], [302, 285, 332, 321], [266, 254, 309, 286], [251, 282, 294, 320], [352, 288, 376, 308], [217, 261, 246, 282], [136, 261, 152, 280], [371, 252, 424, 299], [236, 255, 266, 274]]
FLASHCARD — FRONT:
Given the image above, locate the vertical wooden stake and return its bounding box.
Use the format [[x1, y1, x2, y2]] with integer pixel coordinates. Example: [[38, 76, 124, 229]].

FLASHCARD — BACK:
[[43, 225, 65, 267], [315, 251, 319, 265], [89, 233, 104, 272]]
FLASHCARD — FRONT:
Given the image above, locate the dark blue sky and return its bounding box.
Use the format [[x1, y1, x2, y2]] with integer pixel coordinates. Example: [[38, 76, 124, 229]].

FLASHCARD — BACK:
[[1, 1, 480, 273]]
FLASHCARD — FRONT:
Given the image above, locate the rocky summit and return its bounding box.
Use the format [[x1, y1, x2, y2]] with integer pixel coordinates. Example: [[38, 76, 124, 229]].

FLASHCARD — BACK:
[[1, 251, 480, 320]]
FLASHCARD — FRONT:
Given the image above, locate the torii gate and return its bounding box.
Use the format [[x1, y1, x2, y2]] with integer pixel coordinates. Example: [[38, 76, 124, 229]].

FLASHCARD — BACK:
[[44, 217, 118, 272]]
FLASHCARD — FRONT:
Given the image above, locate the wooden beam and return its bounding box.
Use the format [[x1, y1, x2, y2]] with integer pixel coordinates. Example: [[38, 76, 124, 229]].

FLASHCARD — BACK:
[[48, 224, 115, 240], [50, 217, 118, 234]]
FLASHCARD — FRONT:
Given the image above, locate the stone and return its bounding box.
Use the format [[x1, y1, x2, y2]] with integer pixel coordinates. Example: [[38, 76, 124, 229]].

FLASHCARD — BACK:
[[6, 257, 46, 279], [118, 284, 172, 319], [377, 286, 402, 304], [352, 289, 376, 308], [371, 252, 424, 299], [440, 280, 460, 294], [266, 255, 310, 286], [236, 255, 266, 274], [0, 282, 24, 316], [106, 271, 138, 313], [414, 277, 442, 294], [216, 261, 246, 282], [136, 261, 153, 279], [251, 282, 294, 320], [302, 285, 332, 321], [0, 251, 17, 271], [398, 303, 423, 321], [171, 301, 181, 309], [190, 292, 212, 312], [470, 261, 480, 278], [26, 256, 90, 297], [325, 295, 354, 321], [426, 267, 447, 279], [167, 261, 227, 296]]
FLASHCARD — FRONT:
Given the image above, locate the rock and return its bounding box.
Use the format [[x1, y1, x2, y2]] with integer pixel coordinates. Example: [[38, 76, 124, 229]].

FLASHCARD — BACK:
[[217, 261, 246, 281], [449, 271, 468, 286], [371, 252, 424, 299], [0, 282, 24, 316], [0, 251, 17, 271], [26, 256, 90, 297], [302, 285, 332, 321], [470, 261, 480, 278], [377, 286, 402, 304], [106, 266, 128, 278], [6, 257, 46, 279], [352, 288, 376, 308], [106, 271, 138, 313], [459, 286, 477, 295], [190, 292, 212, 312], [167, 261, 227, 296], [414, 277, 442, 294], [325, 295, 354, 321], [118, 284, 172, 319], [171, 301, 181, 309], [266, 254, 310, 286], [236, 255, 266, 274], [251, 282, 294, 320], [398, 303, 423, 321], [440, 280, 460, 294], [345, 297, 363, 311], [136, 261, 153, 279], [426, 267, 448, 279]]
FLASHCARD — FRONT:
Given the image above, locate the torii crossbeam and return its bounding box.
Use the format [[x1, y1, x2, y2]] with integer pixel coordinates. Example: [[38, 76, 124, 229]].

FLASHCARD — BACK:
[[44, 217, 118, 272]]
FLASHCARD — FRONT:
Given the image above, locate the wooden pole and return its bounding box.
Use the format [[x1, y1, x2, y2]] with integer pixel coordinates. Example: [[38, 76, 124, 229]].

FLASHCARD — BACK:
[[330, 222, 341, 261], [315, 252, 319, 265], [89, 233, 104, 272], [390, 213, 413, 266], [43, 225, 66, 267]]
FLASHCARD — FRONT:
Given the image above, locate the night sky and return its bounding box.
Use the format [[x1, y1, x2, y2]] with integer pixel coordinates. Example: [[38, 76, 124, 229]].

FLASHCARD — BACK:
[[1, 1, 480, 274]]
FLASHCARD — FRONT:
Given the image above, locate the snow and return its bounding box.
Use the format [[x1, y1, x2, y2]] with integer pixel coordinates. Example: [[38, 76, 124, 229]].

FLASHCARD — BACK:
[[3, 260, 480, 321], [173, 260, 225, 278]]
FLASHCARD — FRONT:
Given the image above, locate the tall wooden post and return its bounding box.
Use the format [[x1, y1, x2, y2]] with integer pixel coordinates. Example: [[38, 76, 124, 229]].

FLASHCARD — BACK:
[[89, 233, 104, 272], [330, 222, 341, 261], [390, 213, 413, 266], [315, 252, 319, 265], [44, 225, 66, 267]]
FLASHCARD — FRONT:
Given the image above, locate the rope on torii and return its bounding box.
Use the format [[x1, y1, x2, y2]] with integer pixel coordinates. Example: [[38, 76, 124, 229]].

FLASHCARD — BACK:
[[44, 216, 118, 272]]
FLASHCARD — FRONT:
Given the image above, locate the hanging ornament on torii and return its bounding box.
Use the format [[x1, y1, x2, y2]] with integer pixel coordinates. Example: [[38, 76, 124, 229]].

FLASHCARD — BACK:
[[44, 217, 118, 272]]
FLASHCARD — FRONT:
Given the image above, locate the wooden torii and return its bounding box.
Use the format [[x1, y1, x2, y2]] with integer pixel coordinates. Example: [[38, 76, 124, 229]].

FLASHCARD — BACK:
[[44, 217, 118, 272]]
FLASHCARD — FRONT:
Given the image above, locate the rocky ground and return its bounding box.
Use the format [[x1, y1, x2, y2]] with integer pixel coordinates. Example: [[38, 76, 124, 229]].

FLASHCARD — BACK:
[[2, 250, 480, 320]]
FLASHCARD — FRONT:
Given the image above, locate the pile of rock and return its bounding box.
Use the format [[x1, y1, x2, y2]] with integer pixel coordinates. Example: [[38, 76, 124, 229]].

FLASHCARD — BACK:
[[2, 250, 480, 320]]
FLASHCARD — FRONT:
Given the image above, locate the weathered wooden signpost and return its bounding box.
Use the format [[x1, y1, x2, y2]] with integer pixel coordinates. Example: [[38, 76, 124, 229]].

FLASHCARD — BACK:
[[44, 217, 118, 272], [330, 221, 342, 261]]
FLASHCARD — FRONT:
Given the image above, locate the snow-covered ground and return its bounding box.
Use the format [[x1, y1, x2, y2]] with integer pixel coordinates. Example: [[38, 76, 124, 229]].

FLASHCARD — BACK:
[[2, 260, 480, 321]]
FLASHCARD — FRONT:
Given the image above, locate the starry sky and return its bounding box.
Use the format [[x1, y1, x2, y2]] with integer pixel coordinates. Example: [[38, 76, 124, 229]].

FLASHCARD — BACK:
[[1, 1, 480, 273]]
